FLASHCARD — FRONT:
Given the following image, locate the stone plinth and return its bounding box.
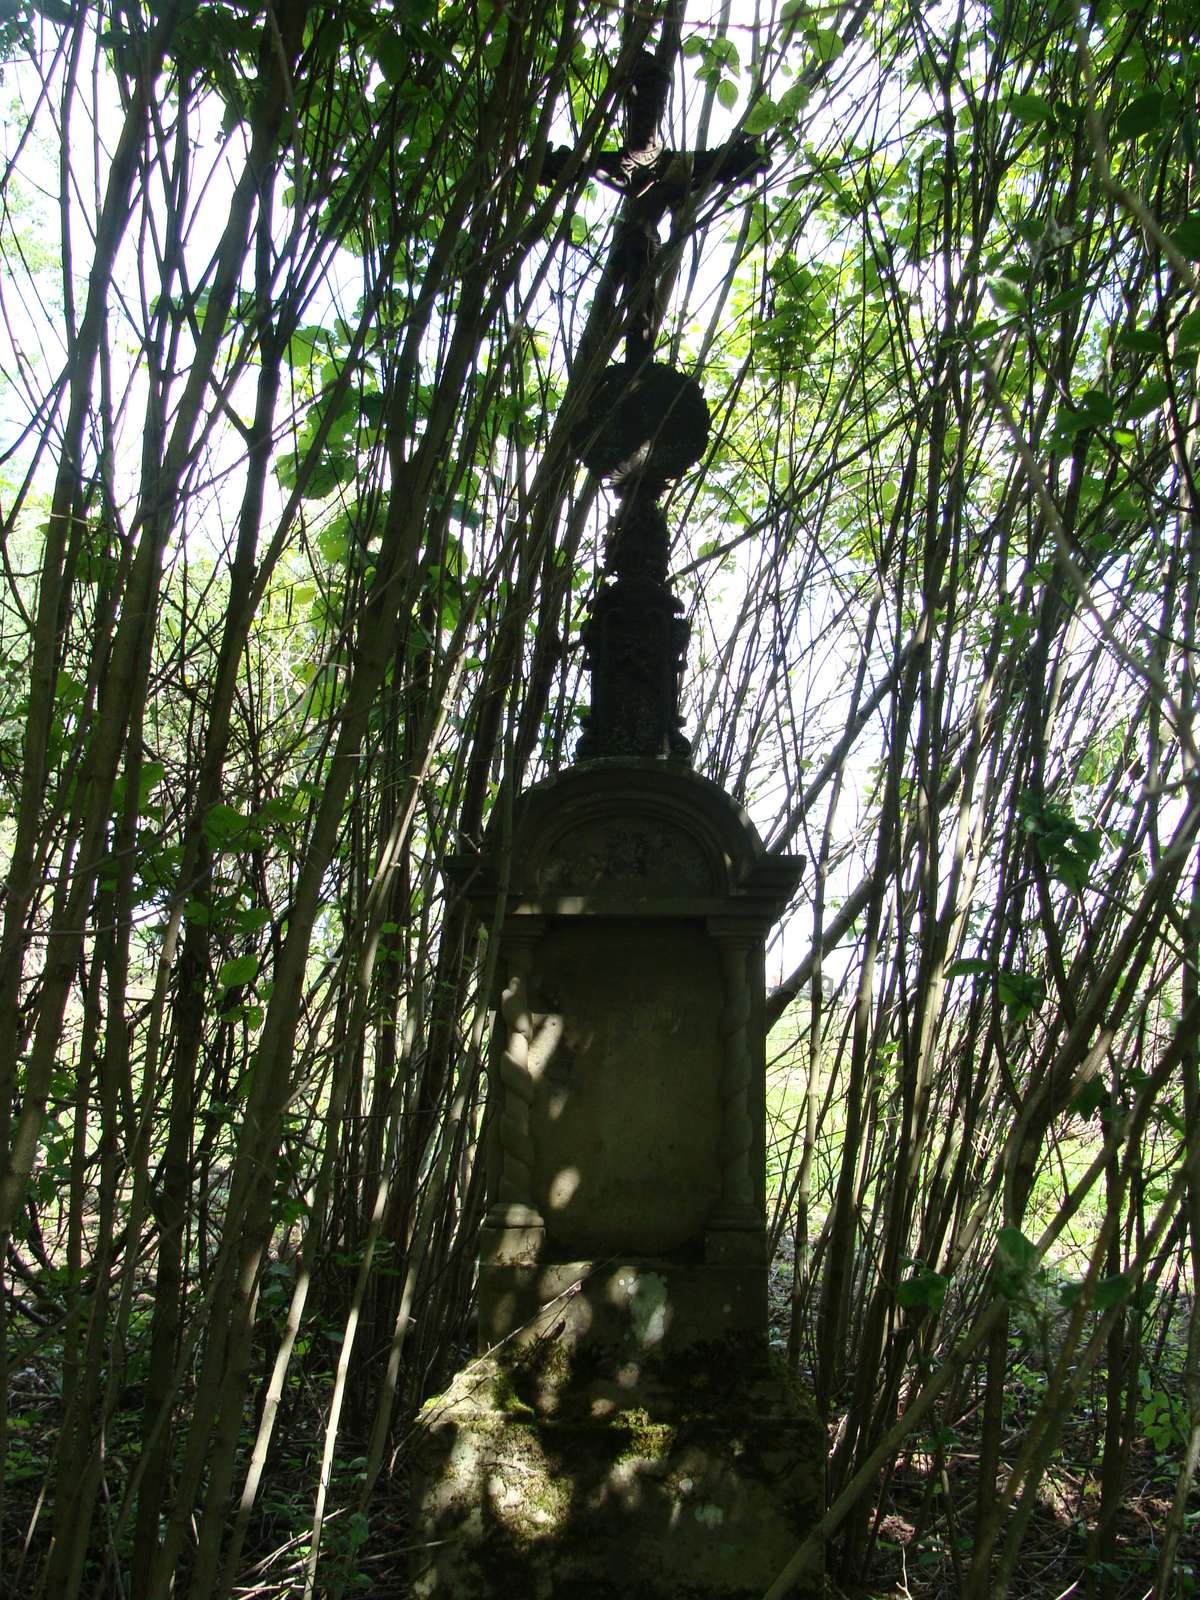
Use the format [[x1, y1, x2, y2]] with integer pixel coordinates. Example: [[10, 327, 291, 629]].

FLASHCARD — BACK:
[[411, 1346, 823, 1599], [410, 761, 821, 1595], [476, 1259, 765, 1356]]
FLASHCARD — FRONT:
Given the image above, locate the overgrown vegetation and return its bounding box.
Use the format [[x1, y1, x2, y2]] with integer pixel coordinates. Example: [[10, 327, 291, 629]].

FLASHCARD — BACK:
[[0, 0, 1197, 1595]]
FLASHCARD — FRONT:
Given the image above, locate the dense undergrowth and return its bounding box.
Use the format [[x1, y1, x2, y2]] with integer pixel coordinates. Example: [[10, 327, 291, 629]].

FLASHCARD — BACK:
[[1, 0, 1199, 1594]]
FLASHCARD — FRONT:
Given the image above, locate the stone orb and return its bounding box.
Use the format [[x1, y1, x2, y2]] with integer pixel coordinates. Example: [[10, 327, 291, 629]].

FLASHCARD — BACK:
[[574, 363, 710, 485]]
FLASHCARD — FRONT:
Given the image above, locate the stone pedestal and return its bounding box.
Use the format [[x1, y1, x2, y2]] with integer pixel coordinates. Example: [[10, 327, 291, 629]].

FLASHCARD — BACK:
[[410, 761, 822, 1596], [412, 1346, 823, 1599]]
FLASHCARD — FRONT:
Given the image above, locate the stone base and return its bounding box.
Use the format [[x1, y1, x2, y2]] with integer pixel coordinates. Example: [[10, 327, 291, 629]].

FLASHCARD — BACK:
[[410, 1349, 823, 1598], [478, 1257, 767, 1358]]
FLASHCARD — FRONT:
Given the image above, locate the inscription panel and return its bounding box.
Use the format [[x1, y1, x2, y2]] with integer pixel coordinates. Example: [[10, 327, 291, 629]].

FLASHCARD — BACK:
[[536, 818, 712, 897], [526, 920, 722, 1256]]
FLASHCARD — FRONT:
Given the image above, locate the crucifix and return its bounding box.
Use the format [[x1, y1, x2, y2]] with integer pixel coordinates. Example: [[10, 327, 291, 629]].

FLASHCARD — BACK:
[[535, 26, 767, 763]]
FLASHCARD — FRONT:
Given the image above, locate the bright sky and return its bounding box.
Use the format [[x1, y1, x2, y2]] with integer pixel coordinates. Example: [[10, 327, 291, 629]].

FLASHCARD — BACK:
[[0, 4, 900, 993]]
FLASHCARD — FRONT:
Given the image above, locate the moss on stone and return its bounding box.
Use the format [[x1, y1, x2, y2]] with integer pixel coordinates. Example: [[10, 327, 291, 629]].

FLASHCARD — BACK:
[[411, 1347, 824, 1598]]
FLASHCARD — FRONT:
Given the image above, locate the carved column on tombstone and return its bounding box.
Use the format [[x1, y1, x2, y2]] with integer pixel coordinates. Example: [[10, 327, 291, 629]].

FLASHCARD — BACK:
[[485, 918, 546, 1261], [706, 922, 763, 1259], [571, 365, 709, 764]]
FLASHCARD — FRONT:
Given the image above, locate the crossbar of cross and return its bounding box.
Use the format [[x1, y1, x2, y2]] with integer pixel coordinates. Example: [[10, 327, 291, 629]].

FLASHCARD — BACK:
[[537, 42, 767, 367]]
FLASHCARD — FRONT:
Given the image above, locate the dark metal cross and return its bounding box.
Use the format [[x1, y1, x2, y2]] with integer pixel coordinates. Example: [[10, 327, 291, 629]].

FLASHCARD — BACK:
[[541, 47, 766, 372], [536, 31, 767, 764]]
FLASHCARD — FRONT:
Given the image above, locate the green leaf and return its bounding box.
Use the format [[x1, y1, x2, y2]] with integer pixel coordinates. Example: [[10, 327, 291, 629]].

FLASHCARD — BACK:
[[218, 954, 260, 989], [447, 499, 482, 530], [304, 451, 354, 501], [1176, 308, 1200, 349], [997, 1225, 1036, 1272], [811, 25, 843, 63], [716, 78, 738, 110], [1071, 1074, 1107, 1120], [202, 802, 251, 850], [1118, 327, 1160, 353], [375, 31, 409, 84], [1123, 378, 1169, 421], [946, 958, 991, 978], [1169, 216, 1200, 259], [1115, 91, 1166, 139], [744, 96, 777, 134], [1075, 388, 1114, 426], [318, 521, 349, 565], [261, 792, 306, 826], [776, 80, 810, 121], [139, 759, 165, 801], [1041, 285, 1087, 316], [897, 1266, 948, 1313], [997, 969, 1043, 1018], [1139, 1386, 1188, 1452], [1094, 1273, 1129, 1310], [986, 275, 1026, 315], [233, 906, 272, 934], [1009, 93, 1052, 122], [1061, 1272, 1129, 1311], [1057, 389, 1114, 438]]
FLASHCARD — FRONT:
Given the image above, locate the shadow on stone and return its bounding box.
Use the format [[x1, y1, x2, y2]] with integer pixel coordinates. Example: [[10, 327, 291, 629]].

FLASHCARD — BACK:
[[410, 1339, 823, 1598], [409, 760, 823, 1595]]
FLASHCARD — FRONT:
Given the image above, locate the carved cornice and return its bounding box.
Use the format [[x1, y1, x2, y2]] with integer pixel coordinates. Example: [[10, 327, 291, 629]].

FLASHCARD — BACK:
[[447, 761, 803, 927]]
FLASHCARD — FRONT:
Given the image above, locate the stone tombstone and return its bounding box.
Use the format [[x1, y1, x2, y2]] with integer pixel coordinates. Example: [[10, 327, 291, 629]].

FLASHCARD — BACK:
[[409, 761, 823, 1598], [410, 26, 823, 1593]]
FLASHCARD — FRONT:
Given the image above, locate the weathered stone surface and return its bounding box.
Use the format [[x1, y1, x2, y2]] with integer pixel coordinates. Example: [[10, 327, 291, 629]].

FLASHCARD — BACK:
[[451, 759, 802, 912], [527, 921, 723, 1257], [577, 567, 693, 761], [570, 357, 709, 762], [475, 1260, 766, 1359], [417, 761, 820, 1594], [455, 763, 796, 1352], [537, 812, 711, 895], [573, 363, 710, 487], [410, 1350, 823, 1600]]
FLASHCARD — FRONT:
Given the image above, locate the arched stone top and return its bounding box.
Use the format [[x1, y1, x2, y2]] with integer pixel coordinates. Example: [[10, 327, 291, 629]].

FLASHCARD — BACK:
[[515, 762, 757, 898], [453, 761, 803, 919]]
